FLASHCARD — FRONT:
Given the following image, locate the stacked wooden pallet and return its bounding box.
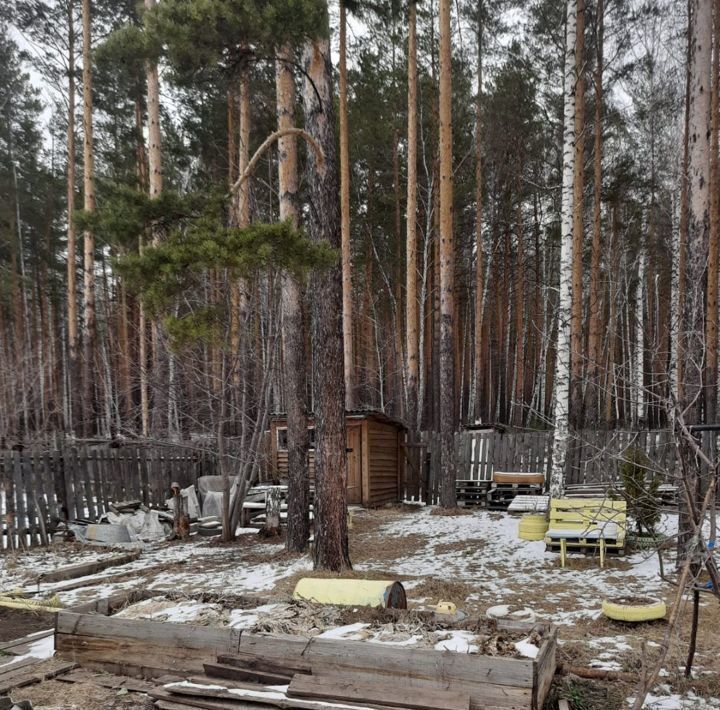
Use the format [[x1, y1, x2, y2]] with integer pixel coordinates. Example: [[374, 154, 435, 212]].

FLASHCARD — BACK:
[[564, 482, 678, 510], [455, 479, 491, 507], [487, 472, 545, 511], [54, 606, 558, 710]]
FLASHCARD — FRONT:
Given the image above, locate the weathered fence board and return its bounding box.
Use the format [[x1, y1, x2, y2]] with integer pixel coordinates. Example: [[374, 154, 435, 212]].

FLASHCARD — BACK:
[[0, 444, 219, 550], [413, 428, 692, 504]]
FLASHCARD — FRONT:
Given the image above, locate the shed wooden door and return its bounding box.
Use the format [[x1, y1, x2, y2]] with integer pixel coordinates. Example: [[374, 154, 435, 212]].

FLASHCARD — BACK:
[[347, 426, 362, 504]]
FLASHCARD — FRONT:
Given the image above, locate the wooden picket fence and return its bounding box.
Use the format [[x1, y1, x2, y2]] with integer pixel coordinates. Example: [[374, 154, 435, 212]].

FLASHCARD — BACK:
[[0, 445, 217, 550], [414, 429, 693, 504]]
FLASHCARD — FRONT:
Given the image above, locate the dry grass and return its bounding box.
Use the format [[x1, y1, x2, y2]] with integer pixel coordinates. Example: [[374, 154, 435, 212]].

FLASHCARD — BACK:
[[19, 678, 152, 710], [412, 578, 475, 605], [429, 506, 475, 517], [433, 538, 487, 555]]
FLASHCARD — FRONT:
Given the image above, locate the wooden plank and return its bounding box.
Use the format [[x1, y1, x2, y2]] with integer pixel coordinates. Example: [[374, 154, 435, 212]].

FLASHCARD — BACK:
[[203, 662, 291, 685], [162, 681, 407, 710], [56, 612, 240, 653], [41, 450, 58, 524], [287, 673, 470, 710], [57, 667, 157, 693], [13, 452, 27, 546], [24, 453, 40, 546], [216, 652, 312, 677], [0, 629, 54, 653], [55, 634, 217, 678], [0, 657, 47, 679], [0, 659, 77, 694], [38, 551, 141, 583], [242, 634, 536, 689]]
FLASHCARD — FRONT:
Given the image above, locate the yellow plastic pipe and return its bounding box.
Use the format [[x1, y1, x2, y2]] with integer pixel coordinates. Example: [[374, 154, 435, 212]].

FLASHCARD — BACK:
[[293, 578, 407, 609]]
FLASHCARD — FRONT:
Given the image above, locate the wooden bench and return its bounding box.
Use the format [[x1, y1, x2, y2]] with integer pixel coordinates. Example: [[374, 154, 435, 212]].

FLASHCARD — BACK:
[[545, 498, 627, 567]]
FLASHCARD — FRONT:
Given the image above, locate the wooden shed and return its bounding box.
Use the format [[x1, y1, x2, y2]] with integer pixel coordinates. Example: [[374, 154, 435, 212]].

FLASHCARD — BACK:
[[268, 410, 406, 506]]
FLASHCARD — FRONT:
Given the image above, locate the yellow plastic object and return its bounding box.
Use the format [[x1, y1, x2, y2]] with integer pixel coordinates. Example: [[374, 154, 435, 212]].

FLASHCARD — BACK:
[[602, 597, 666, 622], [518, 514, 549, 541], [0, 595, 63, 613], [293, 578, 407, 609], [435, 601, 457, 616]]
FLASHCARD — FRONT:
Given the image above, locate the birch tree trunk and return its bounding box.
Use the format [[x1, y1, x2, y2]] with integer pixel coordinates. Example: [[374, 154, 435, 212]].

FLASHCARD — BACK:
[[406, 0, 419, 432], [81, 0, 97, 437], [66, 1, 79, 435], [439, 0, 456, 507], [549, 0, 577, 499], [338, 0, 355, 409], [277, 45, 310, 553], [302, 29, 351, 570], [570, 0, 585, 428]]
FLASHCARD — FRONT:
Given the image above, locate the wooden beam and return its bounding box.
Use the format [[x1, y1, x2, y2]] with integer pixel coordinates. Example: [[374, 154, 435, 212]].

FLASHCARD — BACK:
[[203, 661, 291, 685], [287, 673, 470, 710], [37, 551, 141, 583]]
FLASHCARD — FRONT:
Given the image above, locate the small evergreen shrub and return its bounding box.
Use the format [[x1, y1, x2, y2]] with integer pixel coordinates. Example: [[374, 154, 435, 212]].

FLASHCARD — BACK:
[[620, 447, 661, 536]]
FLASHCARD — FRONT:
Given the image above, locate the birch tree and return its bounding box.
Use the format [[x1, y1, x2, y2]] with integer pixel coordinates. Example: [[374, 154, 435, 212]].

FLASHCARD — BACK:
[[549, 0, 577, 498]]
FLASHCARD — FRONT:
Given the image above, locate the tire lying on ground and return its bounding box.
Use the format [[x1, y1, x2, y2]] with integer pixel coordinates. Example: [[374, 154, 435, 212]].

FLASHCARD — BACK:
[[602, 596, 667, 622], [518, 514, 549, 541]]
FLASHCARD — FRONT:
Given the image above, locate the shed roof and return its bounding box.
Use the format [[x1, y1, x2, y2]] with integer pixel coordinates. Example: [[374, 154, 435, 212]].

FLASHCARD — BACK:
[[270, 409, 407, 431]]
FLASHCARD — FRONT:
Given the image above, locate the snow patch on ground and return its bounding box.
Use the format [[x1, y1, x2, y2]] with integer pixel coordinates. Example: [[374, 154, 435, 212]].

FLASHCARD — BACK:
[[433, 630, 479, 653]]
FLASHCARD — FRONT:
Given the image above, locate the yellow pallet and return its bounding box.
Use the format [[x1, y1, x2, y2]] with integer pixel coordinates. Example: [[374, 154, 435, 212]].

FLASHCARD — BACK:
[[547, 498, 627, 567]]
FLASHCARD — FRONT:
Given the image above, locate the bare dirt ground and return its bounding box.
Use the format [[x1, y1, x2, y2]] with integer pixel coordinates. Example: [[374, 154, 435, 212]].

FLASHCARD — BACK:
[[0, 607, 55, 642], [1, 505, 719, 709]]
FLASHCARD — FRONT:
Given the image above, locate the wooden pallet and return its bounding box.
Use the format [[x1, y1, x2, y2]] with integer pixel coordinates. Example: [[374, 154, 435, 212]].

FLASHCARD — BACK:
[[456, 480, 490, 507], [487, 484, 543, 511], [544, 498, 627, 566]]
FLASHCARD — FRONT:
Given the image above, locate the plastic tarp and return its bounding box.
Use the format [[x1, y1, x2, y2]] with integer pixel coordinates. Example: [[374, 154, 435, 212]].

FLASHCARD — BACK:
[[197, 476, 237, 519], [164, 484, 201, 521], [72, 509, 169, 546]]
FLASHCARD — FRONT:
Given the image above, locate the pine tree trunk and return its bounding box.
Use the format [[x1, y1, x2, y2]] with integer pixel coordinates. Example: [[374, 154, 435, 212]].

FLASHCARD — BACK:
[[587, 0, 603, 424], [277, 44, 310, 553], [339, 1, 355, 409], [549, 0, 577, 498], [81, 0, 97, 437], [438, 0, 456, 507], [677, 0, 692, 404], [705, 0, 719, 422], [66, 1, 79, 435], [513, 174, 525, 426], [145, 0, 170, 439], [302, 31, 351, 570], [473, 10, 484, 425], [683, 0, 712, 424], [679, 0, 712, 562], [570, 0, 585, 429], [406, 0, 419, 433]]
